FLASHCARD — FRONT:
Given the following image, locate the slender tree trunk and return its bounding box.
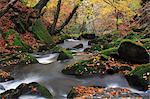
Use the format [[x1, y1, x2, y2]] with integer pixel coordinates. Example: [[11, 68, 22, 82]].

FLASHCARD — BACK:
[[33, 0, 49, 13], [49, 0, 62, 35], [55, 4, 79, 34], [0, 0, 18, 18]]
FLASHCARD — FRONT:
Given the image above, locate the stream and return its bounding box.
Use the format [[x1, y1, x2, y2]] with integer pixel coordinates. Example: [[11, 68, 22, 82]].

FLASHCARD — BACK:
[[0, 39, 149, 98]]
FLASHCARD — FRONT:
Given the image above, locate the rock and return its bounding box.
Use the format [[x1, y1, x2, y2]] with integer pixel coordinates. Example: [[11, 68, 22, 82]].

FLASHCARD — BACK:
[[83, 48, 92, 53], [118, 40, 149, 63], [57, 50, 73, 61], [73, 44, 83, 49], [119, 66, 132, 71], [125, 75, 148, 91], [0, 82, 53, 99], [106, 69, 116, 74], [0, 84, 5, 90], [80, 33, 96, 39], [129, 63, 150, 83], [67, 86, 142, 98], [62, 55, 106, 77]]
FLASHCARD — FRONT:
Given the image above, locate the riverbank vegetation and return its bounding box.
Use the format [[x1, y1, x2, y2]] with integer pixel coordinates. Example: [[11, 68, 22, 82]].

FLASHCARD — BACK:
[[0, 0, 149, 98]]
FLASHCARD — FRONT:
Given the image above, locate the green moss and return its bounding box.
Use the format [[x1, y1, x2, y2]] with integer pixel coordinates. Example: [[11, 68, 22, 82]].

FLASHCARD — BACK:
[[130, 63, 150, 76], [120, 39, 146, 49], [123, 31, 144, 40], [4, 29, 16, 40], [13, 33, 31, 52], [32, 19, 53, 45], [62, 55, 106, 77], [100, 47, 118, 56], [30, 82, 53, 98], [57, 49, 73, 61], [142, 39, 150, 50]]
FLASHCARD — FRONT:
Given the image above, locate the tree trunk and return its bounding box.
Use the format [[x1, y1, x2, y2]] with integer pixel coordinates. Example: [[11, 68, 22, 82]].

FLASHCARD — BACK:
[[33, 0, 49, 13], [55, 4, 79, 34], [49, 0, 62, 35]]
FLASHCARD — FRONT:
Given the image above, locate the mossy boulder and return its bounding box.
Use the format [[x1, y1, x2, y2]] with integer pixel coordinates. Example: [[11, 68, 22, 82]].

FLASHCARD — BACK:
[[0, 53, 37, 66], [87, 32, 121, 52], [125, 75, 148, 91], [118, 40, 149, 63], [67, 86, 142, 98], [62, 55, 106, 77], [57, 49, 73, 61], [0, 82, 53, 99], [129, 63, 150, 83]]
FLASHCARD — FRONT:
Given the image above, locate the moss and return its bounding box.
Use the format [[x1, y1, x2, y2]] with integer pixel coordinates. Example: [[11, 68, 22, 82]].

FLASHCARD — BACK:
[[100, 47, 118, 56], [20, 53, 38, 64], [62, 55, 106, 77], [13, 33, 31, 52], [130, 63, 150, 79], [142, 39, 150, 50], [57, 49, 73, 61], [4, 29, 16, 40], [29, 82, 53, 98], [123, 31, 144, 40], [0, 53, 37, 66], [32, 19, 53, 45], [4, 30, 31, 52], [0, 82, 53, 98]]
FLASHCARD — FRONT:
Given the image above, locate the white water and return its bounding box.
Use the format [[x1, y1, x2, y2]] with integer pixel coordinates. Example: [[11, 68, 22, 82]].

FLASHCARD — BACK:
[[0, 39, 149, 98], [59, 39, 90, 52], [0, 75, 42, 94], [19, 95, 47, 99], [36, 53, 59, 64]]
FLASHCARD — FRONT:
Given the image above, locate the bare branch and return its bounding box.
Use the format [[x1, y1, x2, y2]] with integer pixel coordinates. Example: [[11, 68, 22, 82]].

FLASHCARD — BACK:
[[49, 0, 62, 34], [33, 0, 49, 13], [55, 4, 79, 34], [0, 0, 18, 18]]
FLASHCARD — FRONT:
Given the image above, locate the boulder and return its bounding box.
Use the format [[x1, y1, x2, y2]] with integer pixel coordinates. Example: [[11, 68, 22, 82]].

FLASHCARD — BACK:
[[129, 63, 150, 83], [73, 44, 83, 49], [0, 84, 5, 90], [67, 86, 142, 98], [80, 33, 96, 39], [62, 55, 106, 77], [57, 50, 73, 61], [0, 82, 53, 99], [118, 40, 149, 63], [125, 75, 148, 91]]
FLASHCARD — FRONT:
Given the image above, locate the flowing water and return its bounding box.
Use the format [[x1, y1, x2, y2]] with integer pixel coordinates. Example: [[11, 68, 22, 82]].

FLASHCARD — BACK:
[[0, 39, 149, 98]]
